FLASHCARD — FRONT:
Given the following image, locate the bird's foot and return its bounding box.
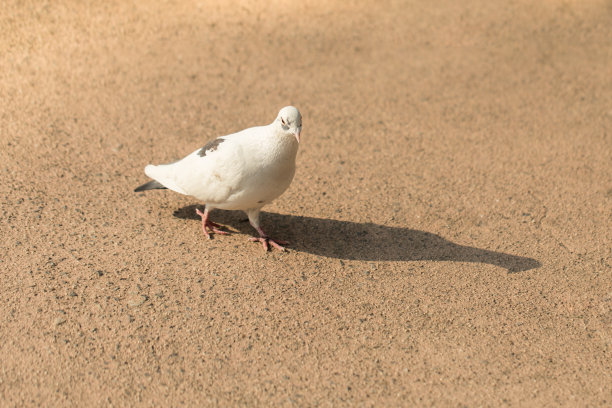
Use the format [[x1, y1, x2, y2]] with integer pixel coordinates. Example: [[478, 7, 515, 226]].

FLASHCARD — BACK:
[[249, 226, 288, 251], [195, 208, 230, 239], [248, 236, 288, 251]]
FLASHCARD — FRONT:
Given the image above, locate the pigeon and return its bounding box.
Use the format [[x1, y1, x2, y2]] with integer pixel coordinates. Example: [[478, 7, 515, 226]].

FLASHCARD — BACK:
[[135, 106, 303, 251]]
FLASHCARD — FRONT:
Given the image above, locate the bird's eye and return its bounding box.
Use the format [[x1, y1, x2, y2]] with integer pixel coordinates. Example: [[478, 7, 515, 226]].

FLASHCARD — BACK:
[[281, 118, 286, 125]]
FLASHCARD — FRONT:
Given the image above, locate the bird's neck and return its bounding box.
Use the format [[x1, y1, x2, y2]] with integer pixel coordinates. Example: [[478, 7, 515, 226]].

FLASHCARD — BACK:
[[267, 126, 299, 161]]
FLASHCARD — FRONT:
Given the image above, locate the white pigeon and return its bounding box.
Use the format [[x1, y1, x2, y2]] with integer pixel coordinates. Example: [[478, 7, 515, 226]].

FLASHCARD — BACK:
[[135, 106, 303, 251]]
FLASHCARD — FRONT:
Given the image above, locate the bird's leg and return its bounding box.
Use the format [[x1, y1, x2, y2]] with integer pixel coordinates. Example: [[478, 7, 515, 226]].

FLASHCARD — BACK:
[[246, 209, 287, 251], [195, 207, 229, 239], [248, 226, 288, 251]]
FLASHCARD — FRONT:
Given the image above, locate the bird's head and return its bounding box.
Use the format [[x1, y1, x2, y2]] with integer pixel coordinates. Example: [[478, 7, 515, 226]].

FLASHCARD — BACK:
[[275, 106, 302, 143]]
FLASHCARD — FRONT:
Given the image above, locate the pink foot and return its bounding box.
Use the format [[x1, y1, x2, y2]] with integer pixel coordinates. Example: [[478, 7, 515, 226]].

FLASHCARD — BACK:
[[195, 208, 229, 239], [248, 227, 288, 251]]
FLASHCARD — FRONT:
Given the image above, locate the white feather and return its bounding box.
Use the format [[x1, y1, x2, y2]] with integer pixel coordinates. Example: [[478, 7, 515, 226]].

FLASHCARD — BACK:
[[140, 107, 302, 219]]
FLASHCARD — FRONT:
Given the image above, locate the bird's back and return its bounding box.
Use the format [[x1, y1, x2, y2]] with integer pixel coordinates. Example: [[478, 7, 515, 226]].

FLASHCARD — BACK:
[[144, 124, 299, 210]]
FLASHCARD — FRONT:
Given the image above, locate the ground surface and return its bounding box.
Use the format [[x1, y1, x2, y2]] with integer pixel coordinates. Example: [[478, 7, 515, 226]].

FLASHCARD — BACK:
[[1, 0, 611, 406]]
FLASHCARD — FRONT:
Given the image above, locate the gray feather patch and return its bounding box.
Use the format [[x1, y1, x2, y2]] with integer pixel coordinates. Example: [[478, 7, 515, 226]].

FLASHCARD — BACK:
[[198, 138, 224, 157], [134, 180, 167, 192]]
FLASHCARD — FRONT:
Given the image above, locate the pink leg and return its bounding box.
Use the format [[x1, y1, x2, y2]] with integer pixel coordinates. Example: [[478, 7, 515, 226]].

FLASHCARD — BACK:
[[248, 226, 288, 251], [195, 208, 229, 239]]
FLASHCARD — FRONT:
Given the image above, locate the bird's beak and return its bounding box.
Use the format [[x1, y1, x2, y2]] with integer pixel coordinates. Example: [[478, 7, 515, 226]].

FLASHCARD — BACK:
[[294, 128, 301, 143]]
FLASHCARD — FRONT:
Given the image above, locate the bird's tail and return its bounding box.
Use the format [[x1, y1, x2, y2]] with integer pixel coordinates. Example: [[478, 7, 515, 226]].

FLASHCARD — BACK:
[[141, 163, 188, 195], [134, 179, 167, 192]]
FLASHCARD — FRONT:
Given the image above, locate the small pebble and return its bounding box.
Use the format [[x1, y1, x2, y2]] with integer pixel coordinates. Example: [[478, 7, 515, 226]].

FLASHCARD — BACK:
[[128, 295, 147, 308]]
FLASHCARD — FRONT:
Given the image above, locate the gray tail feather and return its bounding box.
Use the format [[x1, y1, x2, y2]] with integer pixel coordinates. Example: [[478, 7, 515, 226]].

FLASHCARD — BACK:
[[134, 180, 167, 192]]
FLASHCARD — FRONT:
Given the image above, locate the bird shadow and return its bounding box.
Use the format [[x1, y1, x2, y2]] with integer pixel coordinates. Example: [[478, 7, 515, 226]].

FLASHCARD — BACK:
[[174, 205, 541, 273]]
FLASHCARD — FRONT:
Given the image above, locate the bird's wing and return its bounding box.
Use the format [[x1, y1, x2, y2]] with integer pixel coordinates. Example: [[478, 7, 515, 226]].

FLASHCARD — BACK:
[[143, 126, 271, 203]]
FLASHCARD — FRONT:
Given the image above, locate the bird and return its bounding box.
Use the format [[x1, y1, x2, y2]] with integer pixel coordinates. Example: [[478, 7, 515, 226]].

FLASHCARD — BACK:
[[134, 106, 303, 251]]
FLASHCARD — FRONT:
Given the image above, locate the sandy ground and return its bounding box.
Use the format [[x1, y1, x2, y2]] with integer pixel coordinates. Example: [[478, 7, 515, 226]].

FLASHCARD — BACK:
[[1, 0, 611, 406]]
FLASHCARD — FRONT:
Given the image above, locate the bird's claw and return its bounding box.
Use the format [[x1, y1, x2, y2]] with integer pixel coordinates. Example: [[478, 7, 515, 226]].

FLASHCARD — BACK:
[[207, 228, 230, 238], [249, 236, 288, 251], [195, 208, 230, 239]]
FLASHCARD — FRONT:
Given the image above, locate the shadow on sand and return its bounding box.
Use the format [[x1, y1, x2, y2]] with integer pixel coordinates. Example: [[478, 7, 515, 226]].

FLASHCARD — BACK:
[[174, 205, 540, 273]]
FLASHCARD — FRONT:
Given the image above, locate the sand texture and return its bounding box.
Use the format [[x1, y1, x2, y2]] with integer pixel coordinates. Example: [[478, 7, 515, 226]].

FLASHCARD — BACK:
[[1, 0, 611, 406]]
